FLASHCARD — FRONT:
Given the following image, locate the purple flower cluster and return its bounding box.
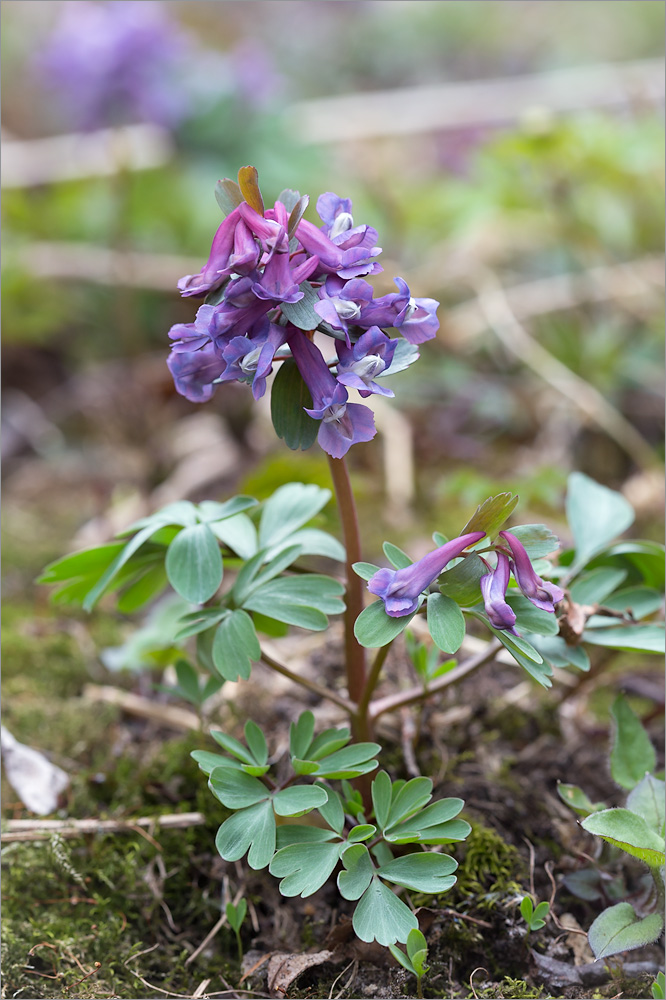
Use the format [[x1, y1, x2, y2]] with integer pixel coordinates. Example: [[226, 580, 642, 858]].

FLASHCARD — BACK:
[[368, 529, 563, 630], [167, 176, 440, 458], [479, 531, 565, 634], [37, 1, 190, 130]]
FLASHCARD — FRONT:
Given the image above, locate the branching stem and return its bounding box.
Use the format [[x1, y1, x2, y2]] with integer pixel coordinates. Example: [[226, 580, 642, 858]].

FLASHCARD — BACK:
[[259, 650, 355, 716], [368, 639, 501, 720]]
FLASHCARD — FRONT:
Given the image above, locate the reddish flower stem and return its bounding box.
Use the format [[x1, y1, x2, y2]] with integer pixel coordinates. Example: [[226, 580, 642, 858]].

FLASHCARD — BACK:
[[327, 455, 369, 741]]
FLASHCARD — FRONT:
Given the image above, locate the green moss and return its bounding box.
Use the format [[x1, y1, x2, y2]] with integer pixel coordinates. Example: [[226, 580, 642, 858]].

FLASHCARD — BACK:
[[469, 976, 546, 999], [453, 820, 524, 910]]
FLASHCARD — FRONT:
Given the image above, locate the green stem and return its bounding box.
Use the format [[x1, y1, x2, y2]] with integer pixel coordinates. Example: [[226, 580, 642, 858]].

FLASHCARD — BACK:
[[327, 455, 368, 738], [356, 641, 393, 724]]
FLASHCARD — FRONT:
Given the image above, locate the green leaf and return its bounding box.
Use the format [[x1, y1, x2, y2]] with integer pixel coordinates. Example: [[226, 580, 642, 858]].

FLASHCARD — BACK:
[[215, 799, 275, 870], [348, 824, 377, 843], [626, 775, 665, 835], [270, 841, 343, 897], [287, 194, 309, 239], [566, 473, 635, 573], [603, 586, 665, 620], [610, 695, 657, 789], [273, 785, 329, 817], [460, 492, 519, 540], [208, 513, 258, 560], [378, 852, 457, 893], [581, 808, 665, 866], [174, 608, 228, 641], [270, 360, 319, 451], [508, 524, 560, 559], [371, 771, 393, 830], [265, 528, 345, 563], [384, 797, 468, 844], [316, 785, 346, 835], [214, 178, 243, 216], [242, 575, 344, 631], [277, 188, 302, 212], [312, 743, 381, 780], [588, 903, 664, 959], [352, 562, 381, 581], [210, 730, 255, 765], [175, 660, 201, 704], [309, 728, 351, 760], [244, 720, 268, 766], [354, 600, 417, 648], [427, 593, 465, 654], [226, 898, 247, 932], [557, 782, 606, 817], [259, 483, 332, 549], [606, 540, 665, 590], [291, 759, 319, 775], [520, 896, 534, 922], [353, 878, 419, 946], [385, 777, 433, 830], [116, 563, 168, 613], [569, 567, 628, 605], [191, 750, 239, 775], [438, 553, 486, 605], [652, 971, 665, 999], [81, 522, 173, 610], [212, 610, 261, 682], [490, 627, 553, 688], [338, 844, 375, 900], [209, 767, 269, 809], [276, 825, 339, 848], [197, 497, 258, 523], [280, 280, 321, 330], [388, 943, 417, 976], [289, 711, 315, 760], [407, 927, 429, 974], [249, 545, 304, 593], [531, 636, 590, 672], [382, 542, 412, 569], [38, 542, 126, 584], [583, 625, 665, 654], [505, 594, 560, 636], [165, 524, 223, 603]]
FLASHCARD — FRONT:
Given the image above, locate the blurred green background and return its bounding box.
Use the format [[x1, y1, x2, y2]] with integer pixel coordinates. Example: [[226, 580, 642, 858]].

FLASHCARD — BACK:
[[2, 0, 664, 598]]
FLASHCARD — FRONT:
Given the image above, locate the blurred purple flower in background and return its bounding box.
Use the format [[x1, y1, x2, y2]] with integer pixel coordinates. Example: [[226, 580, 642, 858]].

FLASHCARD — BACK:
[[37, 0, 191, 130]]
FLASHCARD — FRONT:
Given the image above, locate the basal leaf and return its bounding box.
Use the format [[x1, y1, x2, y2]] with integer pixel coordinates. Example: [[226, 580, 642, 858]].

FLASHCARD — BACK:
[[588, 903, 664, 960], [212, 610, 261, 682], [337, 844, 374, 900], [208, 767, 269, 809], [258, 483, 332, 549], [270, 841, 343, 897], [378, 852, 457, 893], [583, 625, 665, 654], [581, 808, 665, 866], [385, 777, 433, 830], [208, 512, 258, 560], [566, 473, 635, 574], [242, 575, 344, 630], [610, 695, 657, 789], [371, 771, 393, 831], [215, 799, 275, 870], [312, 743, 381, 780], [273, 784, 329, 817], [244, 719, 268, 766], [626, 775, 665, 835], [353, 878, 419, 946], [165, 524, 223, 604], [289, 710, 315, 760]]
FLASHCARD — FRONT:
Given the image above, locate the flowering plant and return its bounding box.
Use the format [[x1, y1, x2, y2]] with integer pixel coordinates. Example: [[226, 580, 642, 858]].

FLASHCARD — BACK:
[[41, 167, 664, 955]]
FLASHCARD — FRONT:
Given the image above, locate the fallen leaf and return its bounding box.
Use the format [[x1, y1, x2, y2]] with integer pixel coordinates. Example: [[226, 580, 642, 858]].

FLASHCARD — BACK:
[[267, 949, 338, 997], [1, 726, 69, 815]]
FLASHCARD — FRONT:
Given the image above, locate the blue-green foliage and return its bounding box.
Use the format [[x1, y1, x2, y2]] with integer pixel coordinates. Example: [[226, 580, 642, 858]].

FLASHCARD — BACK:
[[559, 695, 665, 959], [193, 712, 469, 947]]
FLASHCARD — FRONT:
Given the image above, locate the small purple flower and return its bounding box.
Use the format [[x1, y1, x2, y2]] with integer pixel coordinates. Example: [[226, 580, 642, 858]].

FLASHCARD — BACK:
[[251, 249, 320, 304], [167, 303, 218, 353], [480, 554, 519, 634], [314, 276, 374, 342], [360, 278, 439, 344], [177, 207, 242, 298], [166, 342, 226, 403], [335, 327, 397, 398], [316, 193, 354, 238], [238, 202, 289, 255], [368, 532, 486, 618], [296, 218, 382, 279], [218, 321, 287, 400], [288, 332, 376, 459], [499, 531, 565, 613]]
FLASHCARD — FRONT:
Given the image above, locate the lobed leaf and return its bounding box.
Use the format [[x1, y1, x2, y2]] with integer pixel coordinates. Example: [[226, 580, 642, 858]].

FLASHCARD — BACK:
[[270, 841, 344, 897], [353, 878, 419, 946], [215, 799, 275, 870], [378, 852, 457, 893], [460, 492, 518, 539]]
